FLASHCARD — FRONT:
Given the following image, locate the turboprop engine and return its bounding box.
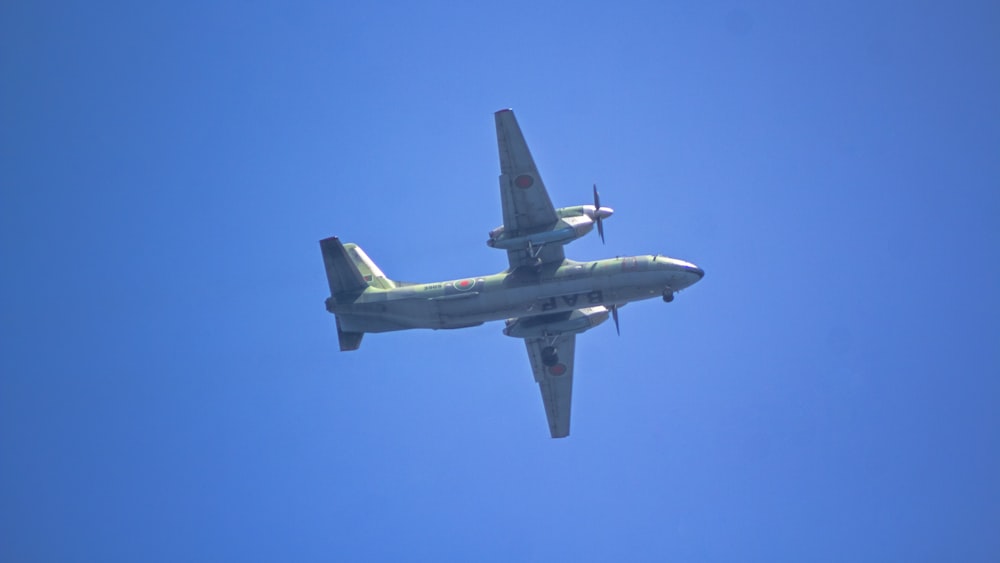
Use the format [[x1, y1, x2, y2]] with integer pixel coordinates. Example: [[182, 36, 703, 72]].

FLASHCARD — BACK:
[[502, 306, 610, 339], [488, 185, 613, 250]]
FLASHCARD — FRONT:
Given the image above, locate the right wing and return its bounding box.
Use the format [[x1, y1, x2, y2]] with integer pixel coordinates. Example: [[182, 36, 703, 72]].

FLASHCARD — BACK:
[[524, 333, 576, 438], [495, 109, 565, 269]]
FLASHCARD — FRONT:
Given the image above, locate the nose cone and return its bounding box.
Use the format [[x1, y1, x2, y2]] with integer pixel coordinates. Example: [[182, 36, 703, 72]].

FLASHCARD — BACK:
[[679, 263, 704, 289], [657, 257, 704, 290], [597, 207, 613, 220]]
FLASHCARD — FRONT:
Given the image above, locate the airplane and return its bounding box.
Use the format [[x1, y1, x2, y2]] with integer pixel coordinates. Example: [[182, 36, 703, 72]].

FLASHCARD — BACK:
[[320, 109, 704, 438]]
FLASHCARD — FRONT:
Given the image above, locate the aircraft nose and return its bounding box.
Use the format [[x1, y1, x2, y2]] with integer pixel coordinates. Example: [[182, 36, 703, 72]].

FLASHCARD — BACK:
[[677, 263, 704, 288], [655, 257, 704, 288]]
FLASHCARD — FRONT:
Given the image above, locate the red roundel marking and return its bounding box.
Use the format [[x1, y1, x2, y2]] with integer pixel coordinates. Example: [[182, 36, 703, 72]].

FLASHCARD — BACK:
[[549, 363, 567, 376], [459, 280, 470, 287], [515, 174, 534, 189], [453, 279, 476, 291]]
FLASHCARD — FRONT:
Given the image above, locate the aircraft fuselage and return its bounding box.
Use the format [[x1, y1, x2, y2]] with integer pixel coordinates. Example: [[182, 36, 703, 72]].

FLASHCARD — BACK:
[[327, 254, 703, 333]]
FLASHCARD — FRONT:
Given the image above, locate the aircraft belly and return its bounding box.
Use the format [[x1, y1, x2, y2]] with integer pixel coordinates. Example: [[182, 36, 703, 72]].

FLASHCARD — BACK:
[[434, 291, 520, 328], [500, 277, 611, 317], [604, 274, 663, 303], [336, 313, 409, 333], [517, 273, 662, 313], [343, 298, 439, 331], [360, 270, 667, 331]]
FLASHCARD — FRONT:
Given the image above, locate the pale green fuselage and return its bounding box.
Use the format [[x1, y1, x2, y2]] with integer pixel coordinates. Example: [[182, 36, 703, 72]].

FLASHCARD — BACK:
[[328, 255, 703, 333]]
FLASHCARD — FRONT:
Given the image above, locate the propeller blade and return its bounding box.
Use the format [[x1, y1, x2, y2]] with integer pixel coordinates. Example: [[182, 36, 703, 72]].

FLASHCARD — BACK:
[[593, 184, 606, 244], [611, 304, 620, 336]]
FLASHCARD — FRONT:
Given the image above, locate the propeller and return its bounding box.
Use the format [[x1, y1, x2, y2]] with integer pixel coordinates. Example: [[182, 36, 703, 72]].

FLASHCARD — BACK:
[[610, 304, 620, 336], [590, 184, 614, 244], [593, 184, 606, 244]]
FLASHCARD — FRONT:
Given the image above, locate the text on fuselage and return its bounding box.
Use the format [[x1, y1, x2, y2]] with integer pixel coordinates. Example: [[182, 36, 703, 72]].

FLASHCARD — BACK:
[[540, 290, 604, 311]]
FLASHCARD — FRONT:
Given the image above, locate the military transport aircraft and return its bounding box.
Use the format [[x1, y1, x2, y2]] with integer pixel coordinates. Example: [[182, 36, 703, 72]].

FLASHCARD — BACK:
[[320, 109, 703, 438]]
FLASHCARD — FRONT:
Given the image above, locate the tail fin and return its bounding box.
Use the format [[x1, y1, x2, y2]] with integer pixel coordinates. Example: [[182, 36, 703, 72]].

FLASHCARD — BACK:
[[320, 237, 397, 352], [320, 237, 368, 351], [320, 237, 368, 298]]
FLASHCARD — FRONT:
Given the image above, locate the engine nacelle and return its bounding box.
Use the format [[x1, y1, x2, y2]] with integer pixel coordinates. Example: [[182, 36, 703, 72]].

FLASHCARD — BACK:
[[486, 205, 613, 250], [503, 306, 610, 338], [487, 223, 585, 249]]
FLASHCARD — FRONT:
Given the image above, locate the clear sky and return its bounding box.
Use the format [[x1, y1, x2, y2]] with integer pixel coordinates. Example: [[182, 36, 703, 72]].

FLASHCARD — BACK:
[[2, 2, 999, 561]]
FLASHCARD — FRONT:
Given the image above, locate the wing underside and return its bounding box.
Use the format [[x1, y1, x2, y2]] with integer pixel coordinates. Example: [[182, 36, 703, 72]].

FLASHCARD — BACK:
[[524, 333, 576, 438], [495, 109, 565, 270]]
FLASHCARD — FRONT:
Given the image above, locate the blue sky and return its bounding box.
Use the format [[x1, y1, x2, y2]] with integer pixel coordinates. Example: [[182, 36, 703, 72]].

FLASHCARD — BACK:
[[2, 2, 999, 561]]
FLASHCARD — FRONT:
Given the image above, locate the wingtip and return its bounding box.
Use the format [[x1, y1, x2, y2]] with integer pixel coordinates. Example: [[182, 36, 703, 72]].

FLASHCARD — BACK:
[[495, 108, 513, 115]]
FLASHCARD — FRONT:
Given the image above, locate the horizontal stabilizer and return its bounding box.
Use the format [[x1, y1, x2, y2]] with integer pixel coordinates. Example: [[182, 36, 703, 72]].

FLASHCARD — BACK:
[[336, 317, 364, 351], [320, 236, 368, 298]]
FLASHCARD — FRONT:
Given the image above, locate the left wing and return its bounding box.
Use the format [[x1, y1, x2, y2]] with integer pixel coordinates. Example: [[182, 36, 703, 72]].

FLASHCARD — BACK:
[[524, 333, 576, 438], [495, 109, 565, 269]]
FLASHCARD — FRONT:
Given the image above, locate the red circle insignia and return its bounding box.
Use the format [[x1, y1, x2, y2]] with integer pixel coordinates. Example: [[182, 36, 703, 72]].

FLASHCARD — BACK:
[[515, 175, 534, 189], [453, 279, 476, 291], [549, 363, 567, 376]]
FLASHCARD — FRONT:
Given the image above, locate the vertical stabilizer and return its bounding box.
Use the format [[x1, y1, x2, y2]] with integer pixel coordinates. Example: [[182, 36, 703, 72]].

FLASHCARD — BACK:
[[319, 237, 368, 298], [320, 236, 368, 351]]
